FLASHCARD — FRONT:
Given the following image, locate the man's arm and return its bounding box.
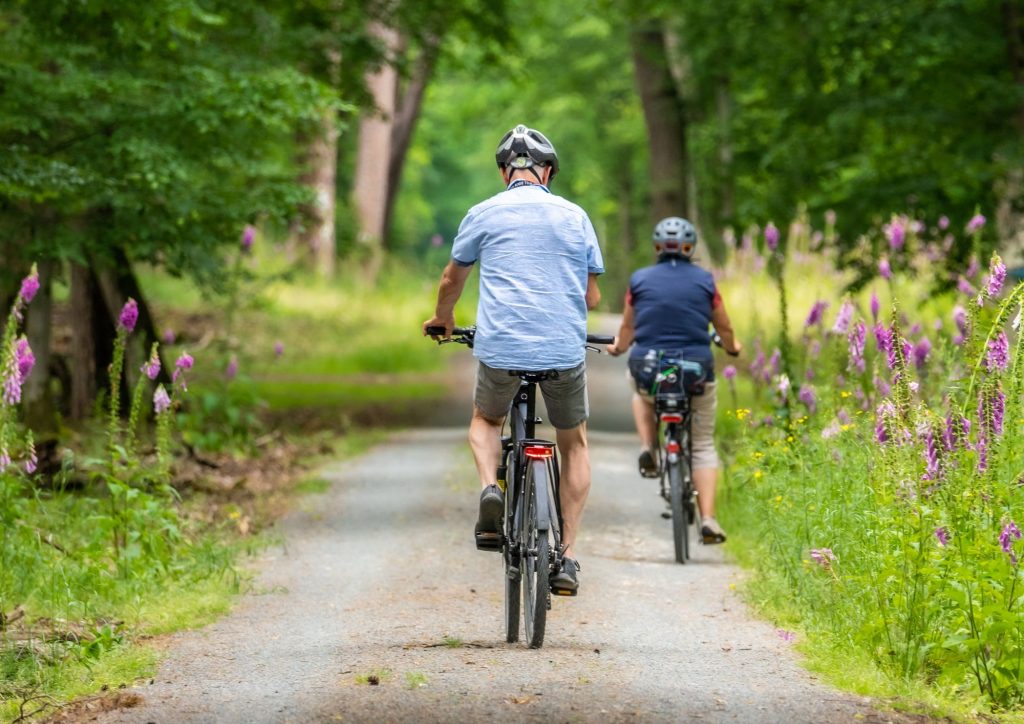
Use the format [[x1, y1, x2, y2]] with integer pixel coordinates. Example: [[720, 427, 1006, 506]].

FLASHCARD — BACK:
[[585, 273, 601, 310], [606, 297, 636, 356], [423, 260, 473, 338], [711, 302, 742, 356]]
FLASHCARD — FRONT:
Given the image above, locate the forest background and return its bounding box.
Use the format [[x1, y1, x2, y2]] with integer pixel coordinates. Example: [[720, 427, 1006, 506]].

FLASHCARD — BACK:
[[2, 0, 1024, 718]]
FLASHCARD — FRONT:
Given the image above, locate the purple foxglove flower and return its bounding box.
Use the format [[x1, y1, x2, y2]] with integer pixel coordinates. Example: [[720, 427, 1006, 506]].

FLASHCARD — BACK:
[[805, 366, 815, 381], [886, 219, 905, 250], [274, 341, 285, 358], [804, 300, 829, 328], [909, 323, 922, 336], [921, 427, 939, 480], [777, 374, 791, 397], [15, 337, 34, 381], [953, 334, 965, 346], [750, 349, 766, 380], [798, 383, 816, 412], [912, 337, 931, 369], [938, 215, 950, 230], [163, 329, 176, 345], [153, 385, 171, 414], [765, 222, 780, 251], [19, 267, 40, 305], [966, 214, 986, 234], [241, 225, 256, 252], [0, 449, 9, 472], [873, 375, 891, 397], [934, 527, 949, 547], [952, 306, 968, 334], [879, 257, 892, 280], [723, 365, 737, 381], [986, 332, 1009, 372], [986, 255, 1006, 298], [831, 301, 854, 335], [809, 548, 836, 568], [870, 292, 880, 321], [776, 629, 796, 643], [225, 355, 239, 380], [24, 453, 37, 475], [141, 349, 161, 381], [966, 256, 979, 279], [873, 323, 891, 354], [767, 349, 781, 379], [172, 352, 194, 390], [999, 521, 1021, 565], [825, 209, 837, 226], [118, 298, 138, 333], [848, 322, 866, 373], [957, 276, 974, 296]]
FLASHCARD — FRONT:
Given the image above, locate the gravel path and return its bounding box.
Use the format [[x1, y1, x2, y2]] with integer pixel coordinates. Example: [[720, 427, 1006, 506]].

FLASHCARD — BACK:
[[88, 343, 909, 723]]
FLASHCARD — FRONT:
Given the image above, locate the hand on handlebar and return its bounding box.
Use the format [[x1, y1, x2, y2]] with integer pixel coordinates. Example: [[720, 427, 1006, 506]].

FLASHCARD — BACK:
[[726, 340, 743, 357], [422, 316, 454, 341], [605, 337, 625, 357]]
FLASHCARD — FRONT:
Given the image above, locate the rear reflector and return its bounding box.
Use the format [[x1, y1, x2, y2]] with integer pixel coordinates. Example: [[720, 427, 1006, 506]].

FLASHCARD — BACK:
[[660, 413, 683, 423], [667, 440, 681, 454], [524, 446, 554, 459]]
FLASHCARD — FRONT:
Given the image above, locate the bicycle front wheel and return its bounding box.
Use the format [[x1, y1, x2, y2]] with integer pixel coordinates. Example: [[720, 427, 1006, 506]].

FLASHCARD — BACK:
[[522, 459, 550, 648], [668, 459, 689, 564]]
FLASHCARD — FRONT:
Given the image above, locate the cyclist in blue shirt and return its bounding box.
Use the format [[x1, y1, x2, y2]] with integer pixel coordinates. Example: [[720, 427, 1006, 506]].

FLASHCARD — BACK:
[[607, 217, 741, 544], [423, 125, 604, 594]]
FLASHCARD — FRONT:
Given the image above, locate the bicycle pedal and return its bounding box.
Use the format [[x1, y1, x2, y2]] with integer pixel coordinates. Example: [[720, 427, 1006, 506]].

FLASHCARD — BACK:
[[660, 511, 671, 520], [551, 587, 578, 597], [474, 532, 502, 552]]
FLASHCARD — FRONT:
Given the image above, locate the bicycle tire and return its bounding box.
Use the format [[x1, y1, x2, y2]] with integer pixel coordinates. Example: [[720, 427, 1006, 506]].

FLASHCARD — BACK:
[[522, 459, 550, 648], [504, 459, 521, 643], [668, 459, 688, 564]]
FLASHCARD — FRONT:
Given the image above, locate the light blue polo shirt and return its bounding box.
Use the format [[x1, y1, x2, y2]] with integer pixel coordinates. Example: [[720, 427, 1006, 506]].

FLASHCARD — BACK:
[[451, 183, 605, 371]]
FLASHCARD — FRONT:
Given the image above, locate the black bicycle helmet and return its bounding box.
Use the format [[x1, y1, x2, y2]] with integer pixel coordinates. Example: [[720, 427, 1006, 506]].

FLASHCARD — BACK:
[[653, 216, 697, 258], [495, 124, 559, 180]]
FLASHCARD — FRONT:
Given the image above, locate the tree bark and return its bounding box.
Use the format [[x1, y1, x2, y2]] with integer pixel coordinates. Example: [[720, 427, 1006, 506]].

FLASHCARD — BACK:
[[352, 23, 400, 282], [69, 263, 96, 420], [24, 259, 55, 431], [295, 110, 340, 279], [997, 0, 1024, 269], [630, 21, 690, 227], [383, 36, 441, 244]]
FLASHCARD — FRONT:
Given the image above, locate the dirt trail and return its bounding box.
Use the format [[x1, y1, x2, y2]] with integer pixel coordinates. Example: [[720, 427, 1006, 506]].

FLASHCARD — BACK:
[[87, 336, 911, 723]]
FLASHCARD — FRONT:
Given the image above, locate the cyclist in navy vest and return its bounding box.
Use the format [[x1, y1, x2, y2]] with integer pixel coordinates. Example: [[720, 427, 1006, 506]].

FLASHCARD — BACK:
[[423, 125, 604, 594], [606, 217, 741, 544]]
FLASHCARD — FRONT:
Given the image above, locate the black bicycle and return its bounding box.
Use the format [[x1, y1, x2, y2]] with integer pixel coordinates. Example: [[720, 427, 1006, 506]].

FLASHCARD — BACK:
[[426, 325, 613, 648], [646, 356, 707, 564]]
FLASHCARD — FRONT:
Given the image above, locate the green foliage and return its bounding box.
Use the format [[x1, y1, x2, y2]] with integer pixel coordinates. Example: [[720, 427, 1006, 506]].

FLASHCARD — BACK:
[[719, 217, 1024, 712]]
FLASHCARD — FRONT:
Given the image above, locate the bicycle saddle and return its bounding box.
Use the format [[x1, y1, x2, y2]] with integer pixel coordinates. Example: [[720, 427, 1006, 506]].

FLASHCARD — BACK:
[[508, 369, 560, 382]]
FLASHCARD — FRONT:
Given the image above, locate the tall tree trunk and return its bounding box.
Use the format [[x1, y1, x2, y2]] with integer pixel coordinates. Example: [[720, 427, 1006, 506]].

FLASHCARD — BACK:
[[630, 21, 690, 227], [299, 109, 340, 279], [352, 23, 400, 282], [383, 37, 441, 243], [24, 259, 55, 431], [69, 264, 96, 420], [715, 75, 735, 226]]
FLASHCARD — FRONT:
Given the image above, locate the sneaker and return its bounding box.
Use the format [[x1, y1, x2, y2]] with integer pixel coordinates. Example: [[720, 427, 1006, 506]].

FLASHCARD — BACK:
[[638, 449, 658, 478], [474, 485, 504, 552], [550, 557, 580, 596], [701, 517, 727, 544]]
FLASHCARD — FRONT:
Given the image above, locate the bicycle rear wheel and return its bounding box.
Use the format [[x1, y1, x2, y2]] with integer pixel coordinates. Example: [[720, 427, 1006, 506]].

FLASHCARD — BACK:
[[504, 459, 521, 643], [668, 459, 689, 564], [522, 459, 550, 648]]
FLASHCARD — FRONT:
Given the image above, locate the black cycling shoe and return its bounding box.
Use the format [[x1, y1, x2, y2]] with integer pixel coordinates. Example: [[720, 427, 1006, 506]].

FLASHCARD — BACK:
[[550, 557, 580, 596], [638, 450, 659, 478], [474, 485, 504, 552]]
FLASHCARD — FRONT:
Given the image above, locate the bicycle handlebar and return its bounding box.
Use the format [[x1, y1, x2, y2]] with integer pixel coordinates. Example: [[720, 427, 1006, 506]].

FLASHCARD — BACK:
[[425, 325, 615, 347]]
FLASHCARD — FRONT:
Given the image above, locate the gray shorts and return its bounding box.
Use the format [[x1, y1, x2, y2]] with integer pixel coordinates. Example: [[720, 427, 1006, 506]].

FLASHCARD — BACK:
[[474, 362, 589, 430]]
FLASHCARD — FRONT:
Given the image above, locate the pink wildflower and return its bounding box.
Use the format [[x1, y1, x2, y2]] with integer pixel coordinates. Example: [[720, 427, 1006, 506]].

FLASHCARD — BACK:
[[966, 214, 986, 234], [118, 298, 138, 333], [19, 267, 40, 305], [153, 385, 171, 414], [765, 222, 780, 251], [141, 349, 161, 381], [879, 257, 892, 280], [241, 225, 256, 252]]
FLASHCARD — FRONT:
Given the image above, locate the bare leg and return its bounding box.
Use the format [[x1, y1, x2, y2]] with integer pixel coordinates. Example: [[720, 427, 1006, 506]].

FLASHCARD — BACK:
[[693, 467, 718, 519], [555, 423, 591, 559], [468, 406, 502, 490], [631, 393, 657, 450]]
